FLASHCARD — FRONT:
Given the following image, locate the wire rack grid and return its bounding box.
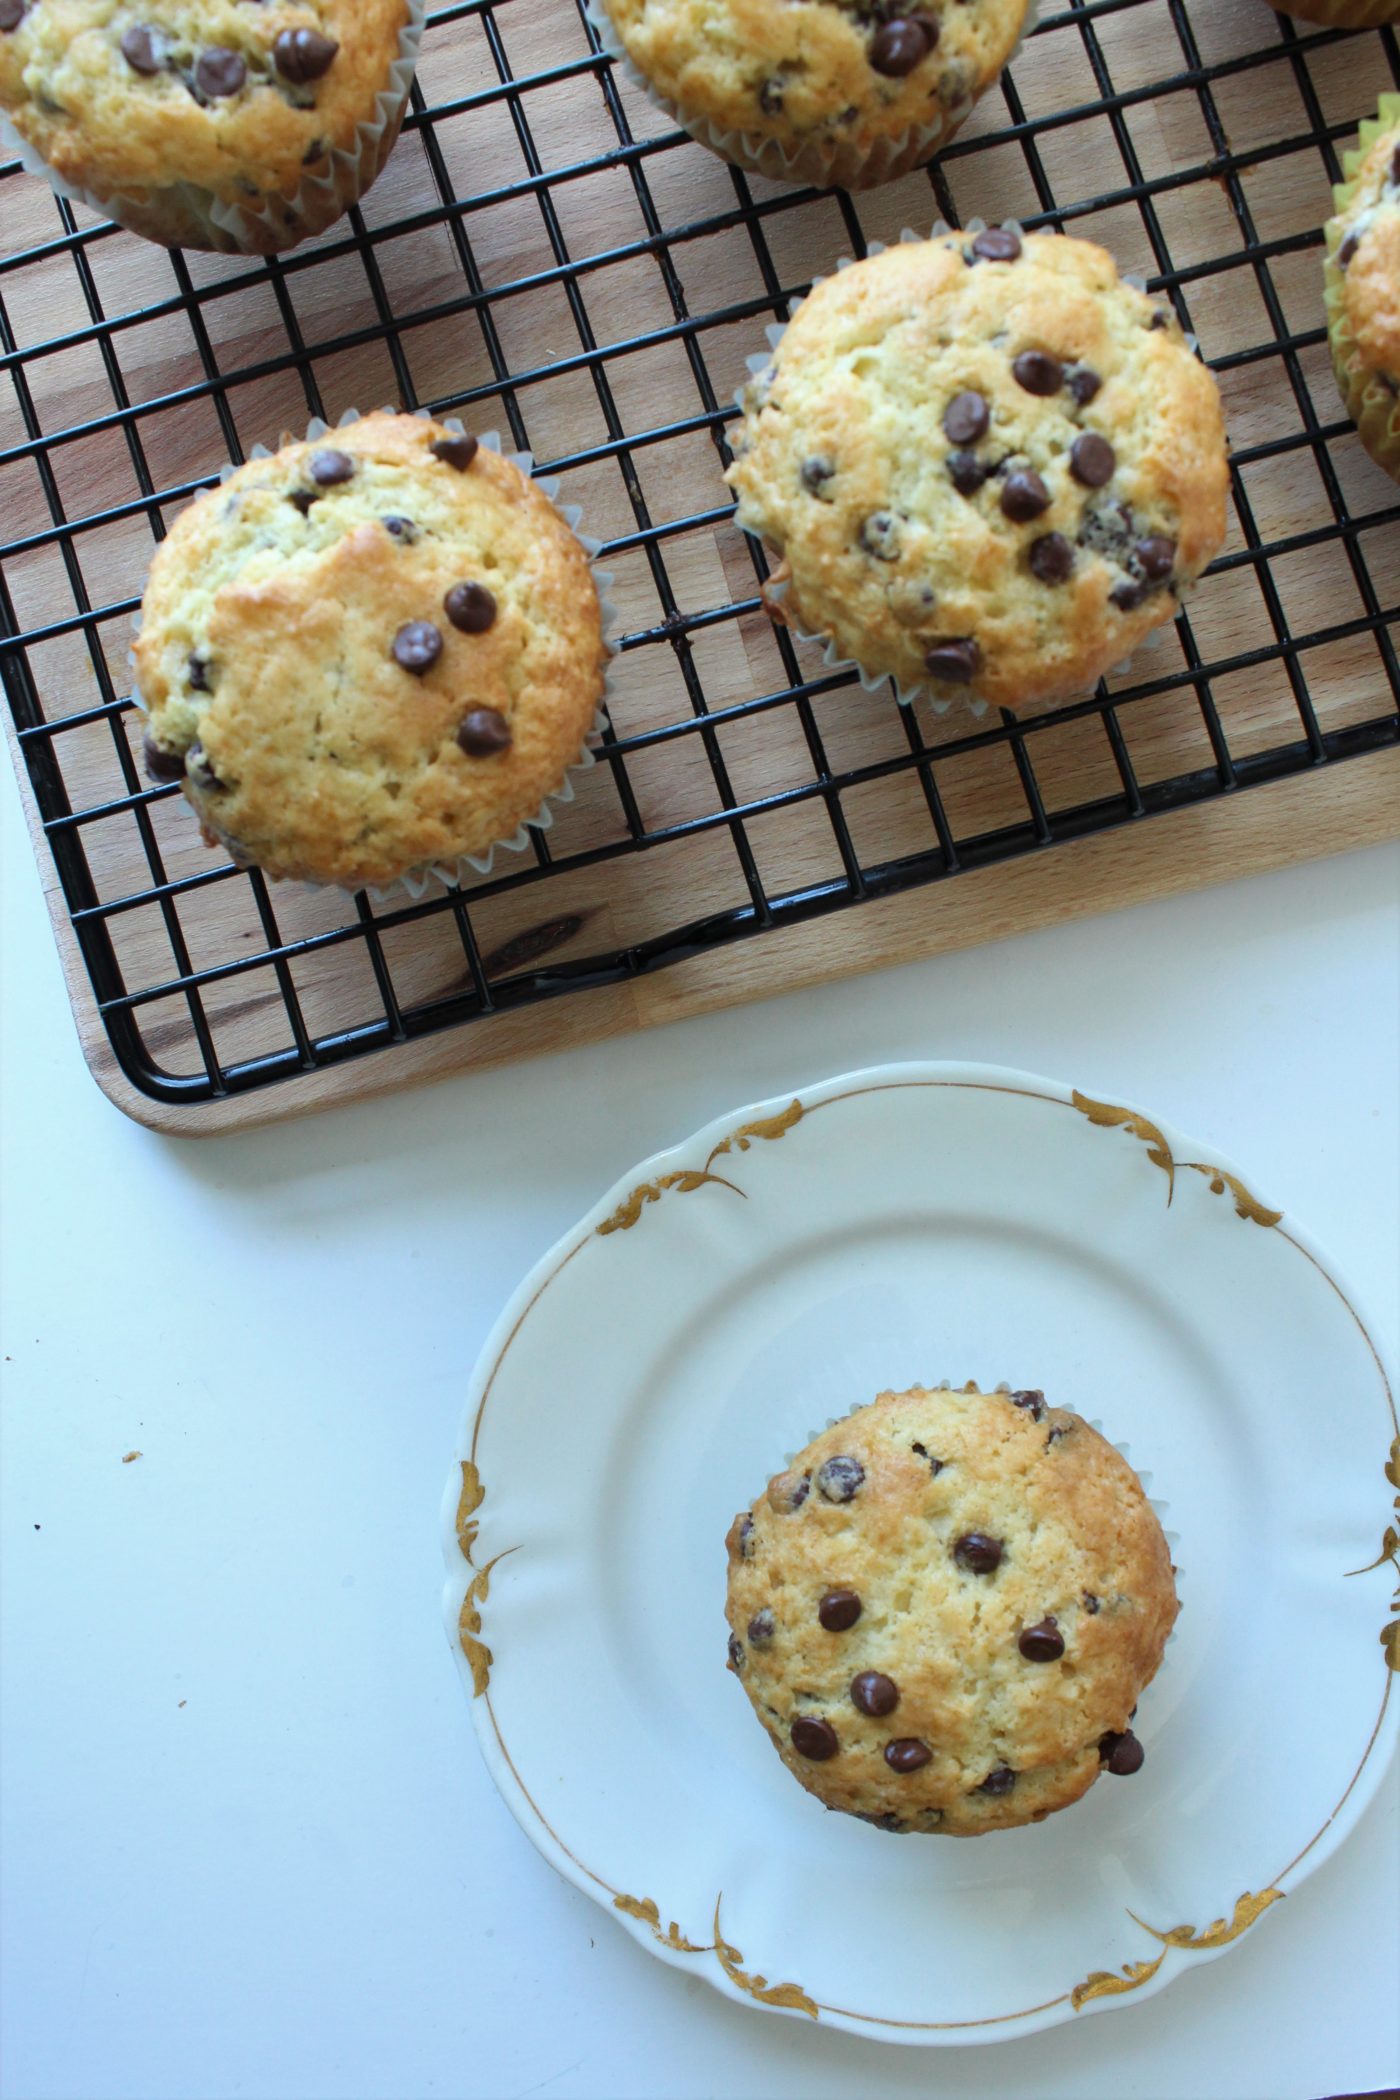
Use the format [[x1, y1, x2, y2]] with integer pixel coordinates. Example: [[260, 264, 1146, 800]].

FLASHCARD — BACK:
[[1, 0, 1397, 1117]]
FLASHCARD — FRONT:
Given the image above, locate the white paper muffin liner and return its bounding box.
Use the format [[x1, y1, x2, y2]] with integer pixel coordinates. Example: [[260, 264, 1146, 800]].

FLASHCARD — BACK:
[[730, 224, 1213, 719], [128, 407, 616, 905], [585, 0, 1037, 193], [0, 0, 424, 254]]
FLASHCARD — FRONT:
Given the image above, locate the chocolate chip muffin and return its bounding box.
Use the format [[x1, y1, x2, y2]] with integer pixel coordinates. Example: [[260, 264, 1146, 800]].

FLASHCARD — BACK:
[[1325, 96, 1400, 485], [727, 229, 1229, 713], [725, 1383, 1178, 1836], [134, 412, 608, 891], [593, 0, 1030, 191], [0, 2, 419, 253]]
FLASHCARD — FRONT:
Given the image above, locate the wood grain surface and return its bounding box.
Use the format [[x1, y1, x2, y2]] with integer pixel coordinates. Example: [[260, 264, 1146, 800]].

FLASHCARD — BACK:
[[1, 0, 1396, 1133]]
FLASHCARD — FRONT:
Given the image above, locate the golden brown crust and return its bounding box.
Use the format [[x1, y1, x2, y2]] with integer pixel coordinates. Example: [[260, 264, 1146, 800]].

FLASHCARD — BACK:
[[726, 232, 1229, 712], [724, 1384, 1178, 1836], [134, 411, 607, 890], [0, 1, 407, 218]]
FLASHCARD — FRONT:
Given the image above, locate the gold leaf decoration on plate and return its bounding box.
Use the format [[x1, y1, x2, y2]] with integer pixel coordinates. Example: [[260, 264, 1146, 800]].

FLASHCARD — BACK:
[[1070, 1090, 1176, 1201], [1182, 1162, 1283, 1229], [1071, 1953, 1166, 2010], [613, 1894, 709, 1954], [1348, 1438, 1400, 1671], [596, 1101, 804, 1235], [454, 1460, 517, 1697], [712, 1896, 818, 2018], [1074, 1890, 1282, 2010], [457, 1459, 484, 1560]]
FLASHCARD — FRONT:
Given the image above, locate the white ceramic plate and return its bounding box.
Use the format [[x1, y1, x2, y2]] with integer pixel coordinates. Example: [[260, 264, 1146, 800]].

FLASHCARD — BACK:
[[441, 1062, 1398, 2045]]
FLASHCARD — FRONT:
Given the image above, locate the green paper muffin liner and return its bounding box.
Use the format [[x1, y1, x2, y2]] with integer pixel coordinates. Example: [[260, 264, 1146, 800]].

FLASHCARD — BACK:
[[1324, 93, 1400, 485]]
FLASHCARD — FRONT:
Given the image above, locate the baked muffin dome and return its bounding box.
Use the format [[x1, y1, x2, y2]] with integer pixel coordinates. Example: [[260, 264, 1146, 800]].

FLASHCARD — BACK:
[[1325, 100, 1400, 484]]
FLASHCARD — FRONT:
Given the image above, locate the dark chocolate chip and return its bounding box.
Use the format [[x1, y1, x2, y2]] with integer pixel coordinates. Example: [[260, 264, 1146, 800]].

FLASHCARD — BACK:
[[976, 1764, 1016, 1795], [859, 512, 902, 561], [1110, 579, 1145, 611], [1082, 1591, 1100, 1614], [1000, 469, 1051, 523], [948, 450, 989, 496], [1099, 1728, 1145, 1775], [851, 1671, 899, 1717], [457, 707, 512, 757], [1078, 500, 1134, 561], [1029, 531, 1074, 584], [791, 1716, 839, 1761], [1066, 365, 1102, 405], [857, 1811, 909, 1832], [445, 581, 498, 634], [924, 638, 980, 684], [818, 1588, 862, 1632], [142, 732, 185, 783], [187, 654, 212, 693], [758, 77, 784, 115], [869, 18, 934, 77], [185, 741, 226, 793], [274, 27, 340, 84], [748, 1609, 775, 1644], [0, 0, 28, 29], [121, 25, 165, 74], [1018, 1616, 1065, 1662], [816, 1455, 864, 1503], [431, 433, 479, 471], [1149, 309, 1170, 330], [288, 489, 319, 516], [800, 453, 836, 496], [1010, 1388, 1046, 1421], [392, 621, 443, 675], [942, 389, 989, 446], [1337, 231, 1359, 269], [310, 448, 355, 487], [884, 1737, 932, 1773], [727, 1633, 745, 1672], [953, 1531, 1002, 1574], [194, 48, 247, 100], [1046, 1423, 1071, 1444], [383, 515, 420, 543], [971, 226, 1021, 263], [1012, 349, 1063, 396], [1135, 533, 1176, 583], [1070, 432, 1116, 487], [910, 1441, 945, 1476], [302, 137, 329, 165], [737, 1515, 755, 1559], [774, 1474, 810, 1514]]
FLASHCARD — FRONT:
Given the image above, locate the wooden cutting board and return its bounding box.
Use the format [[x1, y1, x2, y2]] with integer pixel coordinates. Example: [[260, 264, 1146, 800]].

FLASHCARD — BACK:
[[2, 0, 1397, 1134]]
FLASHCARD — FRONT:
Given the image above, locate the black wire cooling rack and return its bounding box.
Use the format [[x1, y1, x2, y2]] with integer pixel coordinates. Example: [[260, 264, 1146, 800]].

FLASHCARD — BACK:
[[2, 0, 1397, 1117]]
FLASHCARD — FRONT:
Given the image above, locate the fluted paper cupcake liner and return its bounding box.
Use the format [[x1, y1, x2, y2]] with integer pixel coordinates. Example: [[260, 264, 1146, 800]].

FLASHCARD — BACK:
[[1324, 94, 1400, 487], [0, 0, 424, 254], [128, 407, 615, 904], [584, 0, 1037, 193]]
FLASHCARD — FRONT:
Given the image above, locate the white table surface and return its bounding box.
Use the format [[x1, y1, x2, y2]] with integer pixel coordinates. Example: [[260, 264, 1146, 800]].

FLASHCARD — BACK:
[[2, 742, 1397, 2100]]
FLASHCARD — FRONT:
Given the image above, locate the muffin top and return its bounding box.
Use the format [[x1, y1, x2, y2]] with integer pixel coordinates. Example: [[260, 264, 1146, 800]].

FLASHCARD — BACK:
[[727, 230, 1229, 712], [725, 1383, 1178, 1836], [1328, 114, 1400, 386], [0, 1, 407, 209], [601, 0, 1028, 161], [134, 412, 608, 890]]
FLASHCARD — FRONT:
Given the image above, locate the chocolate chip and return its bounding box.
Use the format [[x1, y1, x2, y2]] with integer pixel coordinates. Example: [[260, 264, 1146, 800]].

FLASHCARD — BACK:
[[1070, 433, 1116, 487], [1018, 1616, 1065, 1662], [383, 516, 420, 543], [925, 637, 981, 684], [971, 226, 1021, 263], [748, 1609, 775, 1644], [758, 76, 784, 115], [186, 741, 226, 793], [727, 1633, 745, 1672], [800, 454, 836, 496], [1337, 231, 1359, 268], [1391, 144, 1400, 188], [1149, 309, 1170, 331], [910, 1441, 945, 1476], [1010, 1388, 1046, 1421], [1099, 1728, 1145, 1775], [1029, 532, 1074, 584], [1110, 579, 1145, 611], [1078, 500, 1134, 562], [142, 732, 185, 783], [274, 27, 340, 84], [816, 1455, 864, 1502], [1135, 533, 1176, 582], [976, 1765, 1016, 1795], [948, 451, 989, 497], [1012, 350, 1063, 396], [187, 654, 212, 693], [737, 1515, 755, 1559], [1066, 365, 1102, 406], [1000, 469, 1051, 523], [857, 1811, 909, 1832], [771, 1472, 810, 1514], [953, 1531, 1002, 1574], [943, 390, 989, 446], [445, 581, 498, 634], [818, 1588, 862, 1632], [859, 512, 902, 561], [869, 18, 934, 77], [288, 489, 318, 516], [791, 1716, 839, 1761], [884, 1738, 932, 1773], [121, 25, 165, 74], [457, 707, 512, 757], [1046, 1423, 1071, 1444], [431, 433, 479, 471], [851, 1671, 899, 1717], [392, 621, 443, 675], [194, 48, 246, 100], [1082, 1591, 1100, 1614], [310, 449, 355, 488], [0, 0, 29, 28]]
